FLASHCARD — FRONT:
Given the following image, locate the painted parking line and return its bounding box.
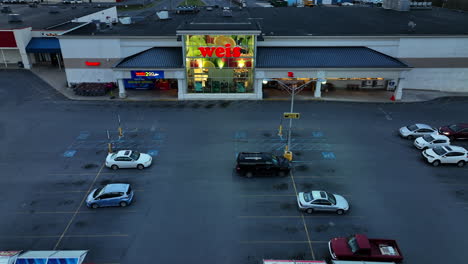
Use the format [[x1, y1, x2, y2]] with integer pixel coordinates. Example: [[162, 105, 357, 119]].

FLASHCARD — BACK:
[[3, 234, 129, 239], [234, 131, 248, 140], [239, 194, 297, 198], [77, 131, 90, 140], [63, 150, 77, 158], [13, 210, 140, 215], [321, 152, 336, 159], [153, 132, 166, 140], [240, 240, 328, 244], [293, 176, 345, 179], [238, 215, 365, 219], [36, 189, 145, 194], [147, 150, 159, 157]]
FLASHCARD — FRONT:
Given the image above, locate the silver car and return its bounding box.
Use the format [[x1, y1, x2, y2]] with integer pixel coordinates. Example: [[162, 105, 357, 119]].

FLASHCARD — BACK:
[[414, 134, 450, 150], [399, 123, 437, 139], [297, 190, 349, 215]]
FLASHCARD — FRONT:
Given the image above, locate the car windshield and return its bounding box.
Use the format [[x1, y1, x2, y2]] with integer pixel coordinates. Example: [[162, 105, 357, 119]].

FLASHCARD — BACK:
[[407, 125, 418, 131], [449, 124, 461, 132], [422, 135, 435, 142], [130, 151, 140, 160], [348, 237, 360, 253], [93, 188, 103, 198], [433, 146, 447, 156], [327, 192, 337, 205], [304, 192, 313, 202]]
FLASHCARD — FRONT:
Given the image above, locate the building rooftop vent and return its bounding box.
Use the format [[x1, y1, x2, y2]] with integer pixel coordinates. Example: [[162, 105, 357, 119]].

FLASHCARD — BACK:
[[1, 6, 12, 13], [49, 6, 60, 13], [8, 13, 23, 23], [222, 9, 233, 17], [157, 10, 170, 20], [119, 17, 132, 25]]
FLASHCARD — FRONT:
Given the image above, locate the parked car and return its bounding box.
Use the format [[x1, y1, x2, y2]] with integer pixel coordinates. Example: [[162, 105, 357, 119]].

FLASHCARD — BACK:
[[413, 134, 450, 150], [328, 234, 404, 262], [297, 190, 349, 215], [438, 123, 468, 140], [106, 150, 152, 170], [235, 152, 291, 177], [422, 145, 468, 167], [398, 123, 437, 139], [86, 183, 134, 209]]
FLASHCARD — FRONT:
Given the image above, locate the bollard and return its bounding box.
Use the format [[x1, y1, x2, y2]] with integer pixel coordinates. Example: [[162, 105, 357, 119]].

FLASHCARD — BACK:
[[108, 143, 113, 153], [283, 150, 293, 161], [278, 124, 283, 137]]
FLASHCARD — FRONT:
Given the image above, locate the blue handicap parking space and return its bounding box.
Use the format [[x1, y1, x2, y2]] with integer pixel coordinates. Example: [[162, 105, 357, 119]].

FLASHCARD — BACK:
[[76, 131, 90, 140], [322, 152, 336, 159], [153, 132, 166, 140], [147, 150, 159, 157], [312, 131, 323, 138], [63, 150, 77, 158]]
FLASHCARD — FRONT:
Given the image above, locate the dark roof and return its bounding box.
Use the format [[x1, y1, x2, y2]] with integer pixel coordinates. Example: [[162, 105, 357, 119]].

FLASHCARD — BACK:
[[62, 6, 468, 37], [256, 47, 410, 68], [0, 4, 110, 30], [26, 37, 61, 53], [115, 47, 183, 68]]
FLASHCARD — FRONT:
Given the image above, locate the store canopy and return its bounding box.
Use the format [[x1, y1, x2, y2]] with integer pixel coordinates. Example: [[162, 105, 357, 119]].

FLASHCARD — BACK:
[[26, 38, 61, 53], [115, 47, 183, 69], [15, 250, 88, 264], [256, 47, 410, 68]]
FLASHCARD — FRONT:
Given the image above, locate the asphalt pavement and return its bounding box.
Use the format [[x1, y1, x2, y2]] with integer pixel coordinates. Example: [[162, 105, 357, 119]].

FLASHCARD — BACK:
[[1, 70, 468, 264]]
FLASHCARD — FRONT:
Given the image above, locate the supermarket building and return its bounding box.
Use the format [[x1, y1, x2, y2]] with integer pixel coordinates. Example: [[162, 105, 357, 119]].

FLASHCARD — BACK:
[[58, 6, 468, 100]]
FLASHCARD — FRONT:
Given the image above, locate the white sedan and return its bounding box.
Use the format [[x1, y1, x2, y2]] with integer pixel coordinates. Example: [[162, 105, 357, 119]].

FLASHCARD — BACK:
[[422, 145, 468, 167], [399, 123, 438, 139], [414, 134, 450, 150], [106, 150, 152, 170], [297, 190, 350, 215]]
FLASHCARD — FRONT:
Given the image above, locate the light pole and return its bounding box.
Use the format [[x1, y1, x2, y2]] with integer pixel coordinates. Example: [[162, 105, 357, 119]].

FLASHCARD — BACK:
[[264, 78, 315, 160]]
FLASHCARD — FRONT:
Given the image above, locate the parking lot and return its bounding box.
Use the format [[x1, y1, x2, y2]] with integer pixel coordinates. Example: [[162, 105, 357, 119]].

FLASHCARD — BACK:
[[1, 70, 468, 264]]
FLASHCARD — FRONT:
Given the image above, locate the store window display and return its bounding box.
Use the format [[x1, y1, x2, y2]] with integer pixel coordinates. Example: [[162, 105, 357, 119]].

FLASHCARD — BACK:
[[184, 35, 255, 93]]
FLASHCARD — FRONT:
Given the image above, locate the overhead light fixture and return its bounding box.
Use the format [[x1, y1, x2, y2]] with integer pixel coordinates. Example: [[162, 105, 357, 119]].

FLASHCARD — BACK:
[[262, 80, 268, 84]]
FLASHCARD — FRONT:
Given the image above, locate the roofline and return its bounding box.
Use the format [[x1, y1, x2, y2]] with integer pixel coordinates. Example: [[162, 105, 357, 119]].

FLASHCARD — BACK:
[[113, 67, 184, 70], [60, 22, 92, 36], [57, 34, 468, 39], [256, 67, 412, 70]]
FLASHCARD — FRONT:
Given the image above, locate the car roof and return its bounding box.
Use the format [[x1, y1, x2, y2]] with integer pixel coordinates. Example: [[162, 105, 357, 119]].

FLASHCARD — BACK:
[[116, 150, 132, 156], [415, 124, 433, 129], [431, 134, 449, 140], [102, 183, 130, 193], [443, 145, 467, 152], [311, 191, 328, 200]]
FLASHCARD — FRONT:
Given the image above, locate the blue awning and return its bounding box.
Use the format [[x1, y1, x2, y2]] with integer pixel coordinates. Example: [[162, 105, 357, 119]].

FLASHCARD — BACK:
[[257, 47, 410, 68], [26, 38, 61, 53]]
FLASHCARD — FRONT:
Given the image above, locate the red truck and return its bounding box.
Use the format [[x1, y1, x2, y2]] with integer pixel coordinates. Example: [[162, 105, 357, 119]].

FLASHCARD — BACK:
[[328, 234, 404, 262]]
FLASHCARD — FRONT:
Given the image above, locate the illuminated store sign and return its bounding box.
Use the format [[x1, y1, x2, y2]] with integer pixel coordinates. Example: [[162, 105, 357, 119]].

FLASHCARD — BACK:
[[198, 44, 241, 58], [131, 71, 165, 79]]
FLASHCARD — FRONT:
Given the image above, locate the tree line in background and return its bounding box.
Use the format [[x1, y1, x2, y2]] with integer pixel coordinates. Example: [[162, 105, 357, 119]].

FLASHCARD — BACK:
[[432, 0, 468, 11]]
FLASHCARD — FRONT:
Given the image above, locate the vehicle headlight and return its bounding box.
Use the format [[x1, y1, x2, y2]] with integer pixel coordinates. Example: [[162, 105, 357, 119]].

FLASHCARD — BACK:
[[443, 132, 450, 135]]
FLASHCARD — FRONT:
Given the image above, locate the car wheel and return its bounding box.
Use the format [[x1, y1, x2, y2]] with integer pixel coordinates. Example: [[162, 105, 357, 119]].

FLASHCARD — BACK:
[[407, 135, 414, 140], [422, 147, 428, 150], [111, 165, 118, 170], [432, 160, 441, 167], [91, 203, 99, 209], [449, 136, 455, 141], [120, 201, 128, 207], [245, 172, 253, 178], [336, 209, 344, 215], [457, 161, 466, 167], [137, 164, 144, 170], [306, 208, 314, 214]]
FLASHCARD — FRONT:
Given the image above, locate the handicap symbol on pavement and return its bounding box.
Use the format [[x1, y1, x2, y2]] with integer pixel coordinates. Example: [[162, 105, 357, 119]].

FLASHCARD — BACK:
[[322, 152, 336, 159]]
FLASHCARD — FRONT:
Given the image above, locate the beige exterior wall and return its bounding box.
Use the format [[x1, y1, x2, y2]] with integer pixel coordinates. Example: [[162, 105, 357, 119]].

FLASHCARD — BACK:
[[400, 58, 468, 68], [63, 58, 121, 69]]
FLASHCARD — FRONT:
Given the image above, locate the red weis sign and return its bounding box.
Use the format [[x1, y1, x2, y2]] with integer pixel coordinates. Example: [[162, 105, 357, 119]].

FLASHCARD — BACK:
[[198, 44, 241, 58]]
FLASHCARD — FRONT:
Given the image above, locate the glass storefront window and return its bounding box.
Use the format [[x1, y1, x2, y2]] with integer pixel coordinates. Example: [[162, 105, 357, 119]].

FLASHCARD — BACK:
[[184, 35, 255, 94]]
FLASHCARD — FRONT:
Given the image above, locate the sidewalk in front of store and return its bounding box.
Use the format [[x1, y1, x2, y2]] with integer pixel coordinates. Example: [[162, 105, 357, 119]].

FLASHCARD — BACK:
[[31, 68, 468, 103]]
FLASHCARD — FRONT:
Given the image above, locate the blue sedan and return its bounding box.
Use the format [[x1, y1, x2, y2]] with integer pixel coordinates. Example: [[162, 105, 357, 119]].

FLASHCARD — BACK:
[[86, 183, 134, 209]]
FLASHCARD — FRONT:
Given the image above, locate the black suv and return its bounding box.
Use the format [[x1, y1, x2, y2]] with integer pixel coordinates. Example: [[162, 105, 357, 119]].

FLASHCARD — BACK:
[[236, 152, 291, 177]]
